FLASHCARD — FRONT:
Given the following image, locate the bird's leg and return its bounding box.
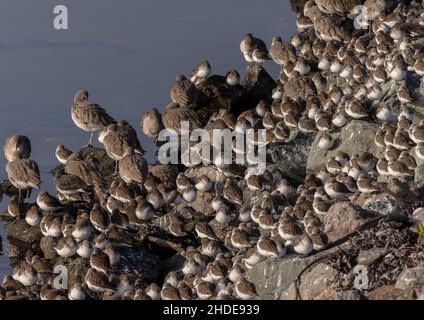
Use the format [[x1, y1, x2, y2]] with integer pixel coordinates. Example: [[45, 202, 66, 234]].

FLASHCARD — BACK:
[[27, 188, 32, 200], [114, 161, 119, 176], [18, 189, 21, 202], [86, 132, 94, 147]]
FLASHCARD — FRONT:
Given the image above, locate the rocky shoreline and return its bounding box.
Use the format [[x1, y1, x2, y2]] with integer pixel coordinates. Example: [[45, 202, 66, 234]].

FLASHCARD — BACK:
[[1, 0, 424, 300]]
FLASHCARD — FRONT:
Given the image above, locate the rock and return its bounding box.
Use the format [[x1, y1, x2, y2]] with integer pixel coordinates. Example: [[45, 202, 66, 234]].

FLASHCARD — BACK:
[[395, 265, 424, 292], [324, 202, 377, 242], [40, 236, 57, 261], [241, 65, 276, 104], [182, 191, 215, 217], [332, 290, 362, 300], [267, 134, 315, 184], [352, 192, 407, 216], [247, 255, 315, 300], [185, 165, 226, 183], [410, 93, 424, 123], [366, 285, 414, 300], [162, 253, 185, 274], [5, 219, 42, 244], [357, 248, 386, 266], [412, 146, 424, 183], [65, 257, 88, 288], [246, 245, 344, 299], [280, 263, 340, 300], [116, 246, 161, 283], [307, 120, 382, 173]]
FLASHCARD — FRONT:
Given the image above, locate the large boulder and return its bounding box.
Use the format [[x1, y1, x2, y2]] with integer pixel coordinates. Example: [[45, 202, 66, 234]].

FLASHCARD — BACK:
[[324, 202, 377, 242], [395, 265, 424, 293], [366, 285, 413, 300], [307, 120, 381, 173], [246, 244, 344, 299], [268, 133, 315, 184], [5, 219, 42, 244], [280, 263, 341, 300], [352, 192, 407, 216]]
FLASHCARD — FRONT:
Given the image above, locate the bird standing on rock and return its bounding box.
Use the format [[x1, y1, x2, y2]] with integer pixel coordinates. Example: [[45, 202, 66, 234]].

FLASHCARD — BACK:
[[4, 135, 40, 201], [71, 90, 115, 146]]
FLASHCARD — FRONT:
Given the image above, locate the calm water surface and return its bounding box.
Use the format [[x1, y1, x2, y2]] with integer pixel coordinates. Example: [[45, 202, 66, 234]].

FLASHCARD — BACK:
[[0, 0, 298, 279]]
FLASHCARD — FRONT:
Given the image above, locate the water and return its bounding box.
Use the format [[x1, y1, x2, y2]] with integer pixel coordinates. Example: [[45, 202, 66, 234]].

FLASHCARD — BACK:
[[0, 0, 298, 280]]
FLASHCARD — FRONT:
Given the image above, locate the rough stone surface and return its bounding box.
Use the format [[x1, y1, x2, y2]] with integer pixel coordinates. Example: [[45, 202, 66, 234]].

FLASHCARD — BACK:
[[40, 236, 57, 261], [5, 219, 42, 244], [267, 134, 315, 184], [307, 120, 381, 173], [179, 191, 215, 217], [412, 146, 424, 183], [280, 263, 340, 300], [246, 245, 345, 300], [185, 165, 226, 183], [395, 265, 424, 292], [357, 248, 386, 266], [324, 202, 377, 242], [242, 65, 276, 103], [366, 285, 413, 300], [352, 192, 407, 216]]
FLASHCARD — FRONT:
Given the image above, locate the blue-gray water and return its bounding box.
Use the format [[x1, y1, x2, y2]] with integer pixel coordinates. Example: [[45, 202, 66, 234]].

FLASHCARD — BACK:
[[0, 0, 297, 280]]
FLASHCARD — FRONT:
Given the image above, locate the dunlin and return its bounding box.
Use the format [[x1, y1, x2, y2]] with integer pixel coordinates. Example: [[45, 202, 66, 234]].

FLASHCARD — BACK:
[[71, 90, 115, 146], [170, 75, 198, 107], [3, 134, 31, 161], [118, 147, 148, 185]]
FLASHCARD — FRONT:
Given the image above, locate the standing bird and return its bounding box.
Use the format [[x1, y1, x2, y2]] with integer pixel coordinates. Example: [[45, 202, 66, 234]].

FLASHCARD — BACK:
[[170, 75, 198, 107], [99, 121, 144, 174], [140, 108, 164, 143], [6, 158, 40, 201], [119, 147, 148, 185], [71, 90, 115, 146]]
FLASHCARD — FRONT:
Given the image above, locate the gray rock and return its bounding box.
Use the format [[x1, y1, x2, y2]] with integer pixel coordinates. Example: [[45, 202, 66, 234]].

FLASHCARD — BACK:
[[40, 236, 57, 260], [64, 257, 88, 288], [395, 265, 424, 292], [352, 192, 407, 216], [411, 93, 424, 123], [181, 191, 216, 217], [246, 255, 316, 300], [246, 245, 344, 299], [116, 246, 161, 283], [267, 134, 315, 183], [5, 218, 42, 244], [324, 202, 377, 242], [366, 285, 412, 300], [162, 253, 185, 273], [357, 248, 386, 266], [280, 263, 340, 300], [412, 146, 424, 183], [307, 120, 382, 173], [242, 65, 276, 101], [185, 163, 226, 183]]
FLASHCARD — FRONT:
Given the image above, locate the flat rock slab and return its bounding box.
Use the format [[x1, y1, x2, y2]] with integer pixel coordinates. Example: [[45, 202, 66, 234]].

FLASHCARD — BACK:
[[267, 134, 315, 184], [246, 245, 345, 300], [5, 218, 42, 244], [324, 202, 377, 242], [307, 120, 381, 173]]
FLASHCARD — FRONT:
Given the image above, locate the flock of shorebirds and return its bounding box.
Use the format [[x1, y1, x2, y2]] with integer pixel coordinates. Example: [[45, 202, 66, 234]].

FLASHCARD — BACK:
[[1, 0, 424, 300]]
